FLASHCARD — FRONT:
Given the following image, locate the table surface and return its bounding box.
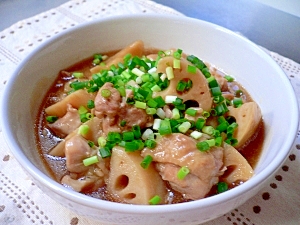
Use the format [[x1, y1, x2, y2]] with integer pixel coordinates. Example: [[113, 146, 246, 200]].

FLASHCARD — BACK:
[[0, 0, 300, 64]]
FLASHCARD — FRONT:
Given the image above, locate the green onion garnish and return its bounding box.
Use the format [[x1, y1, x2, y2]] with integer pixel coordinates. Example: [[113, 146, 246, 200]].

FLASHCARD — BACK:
[[87, 100, 95, 109], [232, 98, 243, 108], [149, 195, 161, 205], [83, 155, 99, 166], [166, 66, 174, 80], [140, 155, 153, 169], [173, 58, 181, 69], [178, 121, 191, 133], [132, 125, 142, 139], [99, 147, 111, 158], [217, 182, 228, 193], [144, 139, 157, 149], [46, 116, 58, 123], [72, 72, 84, 79], [135, 101, 147, 109], [187, 65, 197, 74], [158, 119, 172, 135], [122, 131, 135, 141], [196, 141, 210, 152], [78, 124, 89, 136], [101, 89, 111, 98], [224, 75, 234, 82], [177, 166, 190, 180], [185, 108, 197, 116]]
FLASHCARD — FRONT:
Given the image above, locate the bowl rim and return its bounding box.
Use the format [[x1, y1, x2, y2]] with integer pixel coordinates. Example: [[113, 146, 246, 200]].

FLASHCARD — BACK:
[[1, 14, 299, 214]]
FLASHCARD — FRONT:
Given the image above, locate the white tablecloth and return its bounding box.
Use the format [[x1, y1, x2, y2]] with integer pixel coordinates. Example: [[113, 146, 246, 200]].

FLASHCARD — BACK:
[[0, 0, 299, 224]]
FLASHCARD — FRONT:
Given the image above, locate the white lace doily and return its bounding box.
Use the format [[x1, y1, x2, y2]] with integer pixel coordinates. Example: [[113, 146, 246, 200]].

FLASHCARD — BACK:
[[0, 0, 299, 225]]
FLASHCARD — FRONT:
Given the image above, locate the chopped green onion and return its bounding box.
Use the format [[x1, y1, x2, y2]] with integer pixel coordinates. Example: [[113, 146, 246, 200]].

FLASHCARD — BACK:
[[122, 131, 135, 141], [144, 139, 157, 149], [176, 80, 187, 92], [187, 65, 197, 74], [98, 136, 107, 147], [141, 155, 153, 169], [202, 126, 215, 135], [206, 139, 216, 147], [196, 141, 210, 152], [156, 108, 166, 119], [165, 95, 178, 104], [101, 89, 111, 98], [149, 195, 161, 205], [83, 155, 99, 166], [146, 107, 157, 115], [78, 124, 89, 136], [177, 166, 190, 180], [132, 125, 142, 139], [120, 120, 127, 127], [131, 68, 145, 77], [202, 111, 210, 118], [99, 147, 111, 158], [232, 98, 243, 107], [195, 118, 206, 130], [216, 121, 229, 132], [215, 136, 223, 146], [173, 49, 182, 59], [147, 98, 158, 108], [224, 75, 234, 82], [151, 84, 161, 92], [142, 128, 154, 140], [78, 105, 88, 115], [173, 58, 181, 69], [125, 141, 139, 152], [87, 100, 95, 109], [178, 121, 191, 133], [135, 101, 147, 109], [172, 108, 180, 120], [166, 66, 174, 80], [73, 72, 84, 79], [207, 76, 219, 88], [190, 130, 203, 139], [46, 116, 58, 123], [217, 182, 228, 193], [153, 118, 162, 130], [185, 108, 197, 116], [153, 96, 166, 108], [87, 140, 94, 147], [107, 132, 122, 143], [211, 86, 222, 97], [159, 119, 172, 135]]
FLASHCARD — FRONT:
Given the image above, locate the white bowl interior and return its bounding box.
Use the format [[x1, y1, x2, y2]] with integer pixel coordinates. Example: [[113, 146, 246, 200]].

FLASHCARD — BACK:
[[1, 15, 298, 224]]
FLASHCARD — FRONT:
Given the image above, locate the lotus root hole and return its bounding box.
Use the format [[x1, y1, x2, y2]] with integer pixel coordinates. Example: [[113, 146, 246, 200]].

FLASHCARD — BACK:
[[115, 174, 129, 190]]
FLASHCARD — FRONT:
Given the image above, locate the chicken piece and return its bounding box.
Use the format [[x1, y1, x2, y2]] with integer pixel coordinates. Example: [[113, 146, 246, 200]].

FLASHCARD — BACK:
[[61, 174, 104, 192], [48, 104, 81, 138], [141, 133, 224, 200], [154, 56, 212, 111], [227, 102, 262, 148], [94, 82, 122, 118], [94, 82, 151, 134], [65, 134, 91, 174], [156, 163, 210, 200]]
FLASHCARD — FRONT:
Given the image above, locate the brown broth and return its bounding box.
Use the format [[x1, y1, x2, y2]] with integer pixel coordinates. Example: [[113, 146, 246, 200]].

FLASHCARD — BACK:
[[35, 50, 265, 203]]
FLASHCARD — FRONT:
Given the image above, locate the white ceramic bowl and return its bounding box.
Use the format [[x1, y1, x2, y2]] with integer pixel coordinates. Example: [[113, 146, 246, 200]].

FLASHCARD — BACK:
[[1, 15, 298, 225]]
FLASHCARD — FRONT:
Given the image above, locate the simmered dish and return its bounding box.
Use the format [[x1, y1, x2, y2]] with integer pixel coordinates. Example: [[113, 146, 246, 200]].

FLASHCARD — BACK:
[[35, 40, 264, 205]]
